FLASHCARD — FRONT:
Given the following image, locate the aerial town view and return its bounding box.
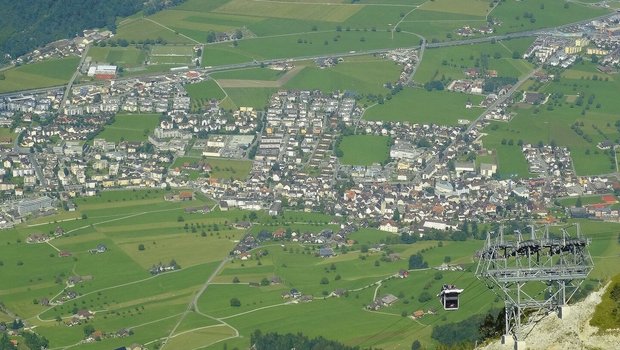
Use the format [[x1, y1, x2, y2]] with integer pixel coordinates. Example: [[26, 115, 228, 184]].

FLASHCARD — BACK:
[[1, 0, 620, 349]]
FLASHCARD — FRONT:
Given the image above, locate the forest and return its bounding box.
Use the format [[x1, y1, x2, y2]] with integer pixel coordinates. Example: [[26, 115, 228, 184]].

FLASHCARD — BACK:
[[0, 0, 185, 60]]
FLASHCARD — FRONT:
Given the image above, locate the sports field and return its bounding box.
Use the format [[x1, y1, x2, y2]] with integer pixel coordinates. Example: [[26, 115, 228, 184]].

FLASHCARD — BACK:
[[338, 135, 390, 166], [88, 47, 146, 67], [149, 45, 195, 65], [95, 114, 160, 143], [0, 57, 79, 93]]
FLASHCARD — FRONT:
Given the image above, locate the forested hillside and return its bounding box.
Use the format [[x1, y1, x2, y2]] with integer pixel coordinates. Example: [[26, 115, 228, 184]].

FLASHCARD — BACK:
[[0, 0, 184, 60]]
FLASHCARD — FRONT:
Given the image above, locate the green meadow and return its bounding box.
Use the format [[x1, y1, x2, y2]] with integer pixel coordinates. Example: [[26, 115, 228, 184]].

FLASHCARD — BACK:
[[88, 46, 146, 67], [364, 88, 483, 125], [284, 55, 400, 95], [184, 80, 227, 111], [483, 62, 620, 177], [338, 135, 390, 166], [95, 114, 161, 143], [0, 57, 79, 93]]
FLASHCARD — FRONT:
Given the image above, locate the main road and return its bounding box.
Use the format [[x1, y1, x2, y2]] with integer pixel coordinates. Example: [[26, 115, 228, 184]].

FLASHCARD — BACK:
[[1, 11, 615, 100]]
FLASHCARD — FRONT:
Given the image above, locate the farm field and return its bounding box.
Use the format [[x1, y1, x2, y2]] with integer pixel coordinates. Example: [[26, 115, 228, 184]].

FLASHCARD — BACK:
[[364, 88, 484, 125], [211, 67, 286, 81], [0, 189, 618, 350], [203, 30, 421, 66], [414, 39, 536, 84], [284, 55, 400, 95], [483, 62, 620, 176], [172, 156, 252, 181], [219, 87, 277, 110], [184, 80, 227, 111], [95, 114, 161, 143], [490, 0, 610, 34], [0, 57, 79, 93], [338, 135, 390, 166]]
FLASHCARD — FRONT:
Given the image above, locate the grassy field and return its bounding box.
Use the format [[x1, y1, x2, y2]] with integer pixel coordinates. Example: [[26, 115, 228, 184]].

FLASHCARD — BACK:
[[0, 127, 14, 144], [149, 44, 195, 65], [220, 87, 277, 110], [364, 88, 484, 125], [0, 191, 619, 350], [115, 18, 196, 44], [95, 114, 161, 143], [0, 57, 79, 93], [483, 62, 620, 176], [284, 56, 400, 95], [211, 67, 286, 81], [88, 47, 146, 67], [203, 30, 422, 66], [338, 135, 390, 166], [491, 0, 610, 34], [172, 156, 252, 180], [184, 80, 226, 111], [414, 39, 535, 84]]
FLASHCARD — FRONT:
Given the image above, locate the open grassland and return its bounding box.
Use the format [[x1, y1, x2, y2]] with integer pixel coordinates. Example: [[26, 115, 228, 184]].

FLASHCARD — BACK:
[[184, 80, 226, 111], [0, 127, 14, 143], [419, 0, 491, 17], [212, 0, 363, 22], [115, 18, 195, 44], [0, 57, 79, 93], [338, 135, 390, 166], [203, 30, 421, 66], [484, 63, 620, 176], [491, 0, 610, 34], [211, 67, 285, 81], [1, 192, 619, 350], [414, 39, 535, 84], [220, 87, 277, 110], [172, 156, 252, 180], [364, 88, 483, 125], [284, 55, 400, 95], [95, 114, 160, 143], [88, 47, 146, 67]]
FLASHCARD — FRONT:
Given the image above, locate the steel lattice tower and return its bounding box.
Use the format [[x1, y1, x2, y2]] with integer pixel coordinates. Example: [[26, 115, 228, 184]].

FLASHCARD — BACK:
[[475, 223, 593, 348]]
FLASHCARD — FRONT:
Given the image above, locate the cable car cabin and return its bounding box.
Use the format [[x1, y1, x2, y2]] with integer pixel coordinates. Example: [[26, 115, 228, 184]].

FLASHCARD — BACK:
[[438, 284, 464, 311]]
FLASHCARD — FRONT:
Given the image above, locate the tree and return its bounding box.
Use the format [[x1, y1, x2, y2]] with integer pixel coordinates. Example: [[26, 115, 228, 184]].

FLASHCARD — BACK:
[[138, 244, 145, 251], [230, 297, 241, 307], [409, 253, 428, 269], [248, 211, 258, 221], [232, 276, 240, 283], [418, 291, 432, 302], [411, 340, 422, 350], [320, 277, 329, 285], [84, 324, 95, 336], [0, 333, 13, 350], [576, 197, 583, 208], [260, 277, 270, 286], [392, 208, 401, 222]]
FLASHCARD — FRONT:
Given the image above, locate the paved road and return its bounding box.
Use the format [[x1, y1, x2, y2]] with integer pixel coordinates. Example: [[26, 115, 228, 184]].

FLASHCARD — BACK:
[[59, 45, 90, 110], [0, 12, 615, 99], [418, 67, 541, 179]]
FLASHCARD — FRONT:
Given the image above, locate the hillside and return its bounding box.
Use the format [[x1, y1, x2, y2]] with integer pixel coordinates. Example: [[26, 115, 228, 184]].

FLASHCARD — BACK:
[[0, 0, 184, 60], [478, 283, 620, 350]]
